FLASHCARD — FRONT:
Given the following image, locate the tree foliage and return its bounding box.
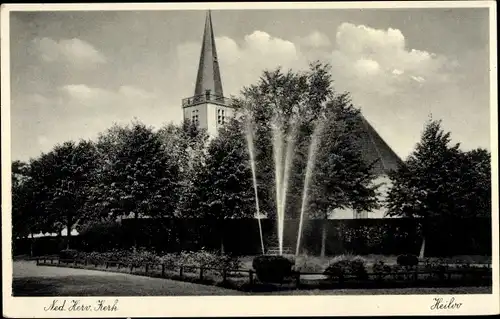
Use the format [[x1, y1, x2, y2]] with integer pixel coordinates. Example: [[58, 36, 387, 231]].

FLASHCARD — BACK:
[[12, 160, 35, 238], [235, 62, 379, 221], [93, 121, 181, 220], [196, 118, 255, 220], [387, 119, 490, 220], [15, 140, 99, 247]]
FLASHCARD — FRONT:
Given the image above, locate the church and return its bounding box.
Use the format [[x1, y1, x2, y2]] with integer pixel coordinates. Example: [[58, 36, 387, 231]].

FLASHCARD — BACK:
[[182, 11, 402, 219]]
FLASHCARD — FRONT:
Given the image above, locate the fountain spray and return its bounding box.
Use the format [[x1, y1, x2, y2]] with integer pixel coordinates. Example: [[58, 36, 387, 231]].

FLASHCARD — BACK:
[[295, 119, 325, 257], [244, 116, 266, 255]]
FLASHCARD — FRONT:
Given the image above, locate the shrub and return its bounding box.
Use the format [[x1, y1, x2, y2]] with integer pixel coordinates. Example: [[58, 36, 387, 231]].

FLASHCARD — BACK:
[[294, 255, 326, 273], [389, 264, 407, 280], [160, 253, 179, 270], [171, 249, 241, 274], [125, 249, 161, 267], [59, 249, 80, 260], [372, 260, 392, 278], [397, 254, 419, 268], [85, 251, 106, 265], [323, 255, 368, 280], [424, 259, 449, 280], [252, 255, 294, 283]]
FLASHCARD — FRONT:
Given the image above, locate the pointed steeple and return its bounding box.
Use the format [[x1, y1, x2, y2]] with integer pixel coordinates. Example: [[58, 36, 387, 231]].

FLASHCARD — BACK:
[[194, 10, 224, 97]]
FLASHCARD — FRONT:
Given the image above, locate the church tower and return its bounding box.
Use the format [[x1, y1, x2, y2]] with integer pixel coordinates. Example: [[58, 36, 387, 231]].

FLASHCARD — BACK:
[[181, 10, 235, 137]]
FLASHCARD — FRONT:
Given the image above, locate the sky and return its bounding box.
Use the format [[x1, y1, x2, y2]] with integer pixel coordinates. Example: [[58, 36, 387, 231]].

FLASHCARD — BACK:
[[9, 7, 491, 162]]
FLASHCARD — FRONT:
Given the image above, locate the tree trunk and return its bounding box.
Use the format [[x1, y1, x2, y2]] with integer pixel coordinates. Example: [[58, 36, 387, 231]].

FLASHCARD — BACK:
[[419, 218, 428, 258], [66, 216, 72, 249], [29, 232, 34, 257], [320, 221, 327, 258], [219, 220, 225, 255], [133, 213, 138, 252], [419, 237, 426, 258], [220, 239, 225, 255]]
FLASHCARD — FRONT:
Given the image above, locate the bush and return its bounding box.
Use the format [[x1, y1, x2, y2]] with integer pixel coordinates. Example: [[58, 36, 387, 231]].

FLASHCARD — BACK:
[[104, 249, 132, 261], [372, 260, 392, 278], [159, 253, 179, 270], [125, 249, 160, 267], [84, 251, 106, 265], [294, 255, 326, 273], [163, 249, 241, 275], [397, 254, 419, 268], [324, 255, 368, 280], [59, 249, 80, 260], [424, 259, 449, 280], [252, 255, 294, 283]]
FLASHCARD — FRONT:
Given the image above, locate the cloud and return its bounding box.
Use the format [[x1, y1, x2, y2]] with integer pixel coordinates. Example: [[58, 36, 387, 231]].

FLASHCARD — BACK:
[[354, 58, 380, 76], [410, 75, 426, 83], [297, 31, 332, 48], [330, 23, 457, 95], [59, 84, 156, 108], [10, 84, 163, 160], [32, 37, 106, 66], [176, 23, 455, 100]]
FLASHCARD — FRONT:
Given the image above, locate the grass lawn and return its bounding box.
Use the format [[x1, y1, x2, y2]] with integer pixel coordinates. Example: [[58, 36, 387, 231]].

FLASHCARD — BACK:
[[12, 261, 245, 296]]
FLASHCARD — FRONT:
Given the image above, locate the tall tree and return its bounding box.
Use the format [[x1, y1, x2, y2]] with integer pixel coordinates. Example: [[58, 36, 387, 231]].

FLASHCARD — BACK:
[[94, 121, 181, 249], [235, 62, 380, 255], [157, 120, 209, 219], [234, 62, 335, 221], [26, 140, 99, 248], [194, 118, 255, 253], [386, 118, 466, 257]]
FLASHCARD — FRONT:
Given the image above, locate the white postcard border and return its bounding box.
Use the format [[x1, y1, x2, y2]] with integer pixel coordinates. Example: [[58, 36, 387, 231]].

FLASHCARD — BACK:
[[1, 1, 498, 317]]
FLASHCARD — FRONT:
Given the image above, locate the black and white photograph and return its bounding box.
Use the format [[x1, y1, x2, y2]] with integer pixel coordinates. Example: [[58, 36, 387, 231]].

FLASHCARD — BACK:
[[2, 2, 498, 317]]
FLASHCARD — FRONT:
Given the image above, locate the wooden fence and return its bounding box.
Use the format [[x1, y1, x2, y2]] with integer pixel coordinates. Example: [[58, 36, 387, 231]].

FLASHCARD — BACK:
[[35, 256, 492, 289]]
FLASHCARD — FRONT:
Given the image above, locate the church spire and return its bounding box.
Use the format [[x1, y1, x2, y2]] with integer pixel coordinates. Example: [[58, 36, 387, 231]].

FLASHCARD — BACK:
[[194, 10, 224, 97]]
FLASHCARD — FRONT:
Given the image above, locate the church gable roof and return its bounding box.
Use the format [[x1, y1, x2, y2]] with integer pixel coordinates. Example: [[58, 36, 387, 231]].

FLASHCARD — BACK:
[[355, 115, 403, 176]]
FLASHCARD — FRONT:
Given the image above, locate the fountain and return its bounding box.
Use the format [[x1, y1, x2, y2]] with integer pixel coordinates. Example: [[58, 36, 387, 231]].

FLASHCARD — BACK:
[[296, 120, 324, 256], [247, 109, 325, 283], [244, 117, 265, 255], [246, 108, 325, 258]]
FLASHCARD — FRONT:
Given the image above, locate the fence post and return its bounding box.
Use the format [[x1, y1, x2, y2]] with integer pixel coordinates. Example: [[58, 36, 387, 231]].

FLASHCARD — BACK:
[[130, 264, 133, 273], [222, 269, 227, 283], [145, 264, 149, 273], [106, 262, 109, 269], [180, 266, 184, 278], [161, 264, 165, 277], [295, 272, 301, 288], [249, 270, 254, 285], [199, 267, 204, 281]]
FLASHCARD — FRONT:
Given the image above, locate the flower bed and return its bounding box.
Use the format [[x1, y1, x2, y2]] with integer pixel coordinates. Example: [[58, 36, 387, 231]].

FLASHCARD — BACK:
[[40, 250, 492, 292]]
